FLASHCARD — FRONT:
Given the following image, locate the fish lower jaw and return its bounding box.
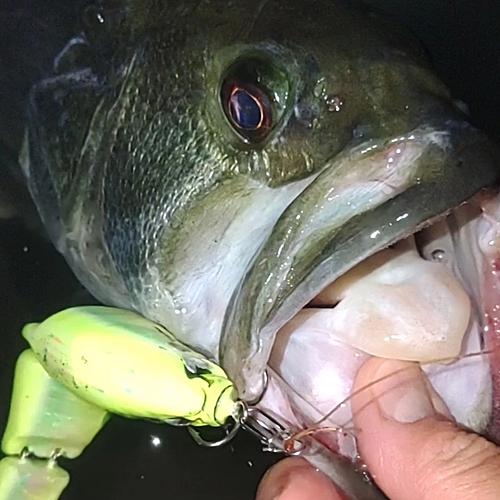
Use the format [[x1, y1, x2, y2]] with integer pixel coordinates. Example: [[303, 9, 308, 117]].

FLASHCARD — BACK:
[[260, 188, 500, 460]]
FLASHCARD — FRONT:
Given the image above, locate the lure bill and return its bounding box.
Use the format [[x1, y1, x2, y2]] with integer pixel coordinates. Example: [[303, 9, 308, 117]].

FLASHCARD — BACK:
[[0, 306, 240, 500]]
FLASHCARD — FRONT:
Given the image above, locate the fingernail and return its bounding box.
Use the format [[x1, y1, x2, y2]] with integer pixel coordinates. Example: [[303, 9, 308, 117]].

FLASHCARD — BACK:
[[373, 360, 452, 424]]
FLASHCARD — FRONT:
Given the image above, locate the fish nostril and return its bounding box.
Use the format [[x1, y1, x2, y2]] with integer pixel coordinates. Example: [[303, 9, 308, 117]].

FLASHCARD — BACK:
[[351, 124, 371, 141], [293, 103, 318, 130]]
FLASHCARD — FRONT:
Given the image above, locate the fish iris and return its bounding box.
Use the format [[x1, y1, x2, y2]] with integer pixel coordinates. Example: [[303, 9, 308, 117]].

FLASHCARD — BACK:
[[229, 88, 264, 130]]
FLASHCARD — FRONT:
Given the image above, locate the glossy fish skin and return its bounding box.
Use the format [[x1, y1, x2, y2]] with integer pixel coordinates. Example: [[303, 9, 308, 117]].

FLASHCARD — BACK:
[[20, 1, 500, 498]]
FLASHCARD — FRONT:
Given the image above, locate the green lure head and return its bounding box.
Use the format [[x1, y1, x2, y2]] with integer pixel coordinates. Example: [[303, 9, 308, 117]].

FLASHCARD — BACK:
[[22, 306, 238, 428]]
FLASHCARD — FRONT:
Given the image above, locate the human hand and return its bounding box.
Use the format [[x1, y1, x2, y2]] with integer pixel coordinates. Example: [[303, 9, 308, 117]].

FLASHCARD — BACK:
[[256, 357, 500, 500]]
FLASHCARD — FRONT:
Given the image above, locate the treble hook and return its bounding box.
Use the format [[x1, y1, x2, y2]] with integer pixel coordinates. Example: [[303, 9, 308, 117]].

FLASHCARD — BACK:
[[240, 404, 305, 456], [188, 371, 305, 455], [188, 407, 243, 448]]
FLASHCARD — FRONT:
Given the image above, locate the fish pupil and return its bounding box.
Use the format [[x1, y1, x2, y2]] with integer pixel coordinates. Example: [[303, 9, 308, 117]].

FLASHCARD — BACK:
[[229, 88, 264, 130]]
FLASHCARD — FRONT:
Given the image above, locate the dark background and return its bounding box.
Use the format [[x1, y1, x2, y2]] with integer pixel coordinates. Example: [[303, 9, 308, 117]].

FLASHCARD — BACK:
[[0, 1, 499, 499]]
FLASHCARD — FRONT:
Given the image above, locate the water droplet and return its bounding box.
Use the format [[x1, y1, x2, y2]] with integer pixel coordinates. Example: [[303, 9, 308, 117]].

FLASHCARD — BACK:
[[83, 5, 105, 29], [326, 95, 344, 112]]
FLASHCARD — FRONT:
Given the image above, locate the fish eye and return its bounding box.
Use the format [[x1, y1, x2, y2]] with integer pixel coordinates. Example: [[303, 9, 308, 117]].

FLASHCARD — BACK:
[[222, 79, 272, 142], [220, 57, 290, 144]]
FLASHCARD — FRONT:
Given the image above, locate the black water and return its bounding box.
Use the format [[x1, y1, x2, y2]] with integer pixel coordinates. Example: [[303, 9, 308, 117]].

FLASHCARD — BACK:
[[1, 1, 499, 499]]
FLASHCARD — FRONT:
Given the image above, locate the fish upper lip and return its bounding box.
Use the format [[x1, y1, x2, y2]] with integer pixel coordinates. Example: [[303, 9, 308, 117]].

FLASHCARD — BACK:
[[220, 123, 500, 402]]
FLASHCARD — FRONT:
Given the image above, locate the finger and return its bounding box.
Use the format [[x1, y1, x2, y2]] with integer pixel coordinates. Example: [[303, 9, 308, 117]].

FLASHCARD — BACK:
[[256, 457, 346, 500], [352, 357, 500, 500]]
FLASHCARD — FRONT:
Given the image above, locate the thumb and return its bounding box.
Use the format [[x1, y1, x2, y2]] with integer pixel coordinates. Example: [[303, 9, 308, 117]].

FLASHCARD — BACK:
[[352, 357, 500, 500]]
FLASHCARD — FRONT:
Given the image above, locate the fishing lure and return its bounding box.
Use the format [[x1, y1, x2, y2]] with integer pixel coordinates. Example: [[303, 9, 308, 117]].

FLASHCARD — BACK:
[[0, 306, 301, 500]]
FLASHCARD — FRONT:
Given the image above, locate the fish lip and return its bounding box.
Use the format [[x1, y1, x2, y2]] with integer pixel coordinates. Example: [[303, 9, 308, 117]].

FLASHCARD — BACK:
[[220, 121, 500, 402]]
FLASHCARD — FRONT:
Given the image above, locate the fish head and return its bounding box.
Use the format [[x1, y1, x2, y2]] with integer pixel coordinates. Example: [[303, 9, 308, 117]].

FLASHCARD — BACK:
[[22, 0, 500, 494]]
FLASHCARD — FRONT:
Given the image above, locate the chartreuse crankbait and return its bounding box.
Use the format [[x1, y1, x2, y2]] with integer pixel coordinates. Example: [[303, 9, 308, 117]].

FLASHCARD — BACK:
[[0, 306, 301, 500]]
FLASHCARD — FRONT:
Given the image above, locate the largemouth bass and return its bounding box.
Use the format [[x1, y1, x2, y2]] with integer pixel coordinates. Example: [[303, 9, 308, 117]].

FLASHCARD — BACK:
[[16, 0, 500, 497]]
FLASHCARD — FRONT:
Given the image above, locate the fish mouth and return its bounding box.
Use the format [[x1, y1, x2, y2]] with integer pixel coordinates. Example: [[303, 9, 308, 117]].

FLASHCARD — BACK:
[[255, 197, 500, 499], [219, 121, 500, 458], [264, 201, 497, 450]]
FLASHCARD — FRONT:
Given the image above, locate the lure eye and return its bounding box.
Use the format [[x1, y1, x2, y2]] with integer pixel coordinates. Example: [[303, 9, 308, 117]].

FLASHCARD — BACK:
[[222, 79, 272, 143]]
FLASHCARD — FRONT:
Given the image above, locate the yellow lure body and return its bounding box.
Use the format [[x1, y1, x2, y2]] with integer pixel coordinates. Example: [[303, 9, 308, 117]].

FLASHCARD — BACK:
[[22, 306, 237, 427]]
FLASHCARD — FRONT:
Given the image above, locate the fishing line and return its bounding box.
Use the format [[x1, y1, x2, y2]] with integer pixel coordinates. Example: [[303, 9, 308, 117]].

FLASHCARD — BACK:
[[285, 348, 495, 447]]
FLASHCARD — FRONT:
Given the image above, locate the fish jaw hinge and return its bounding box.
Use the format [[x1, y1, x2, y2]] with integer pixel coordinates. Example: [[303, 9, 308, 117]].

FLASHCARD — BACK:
[[0, 349, 109, 500]]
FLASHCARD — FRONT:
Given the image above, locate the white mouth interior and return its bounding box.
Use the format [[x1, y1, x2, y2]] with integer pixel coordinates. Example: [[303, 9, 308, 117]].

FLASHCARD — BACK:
[[279, 238, 471, 363], [262, 194, 499, 458]]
